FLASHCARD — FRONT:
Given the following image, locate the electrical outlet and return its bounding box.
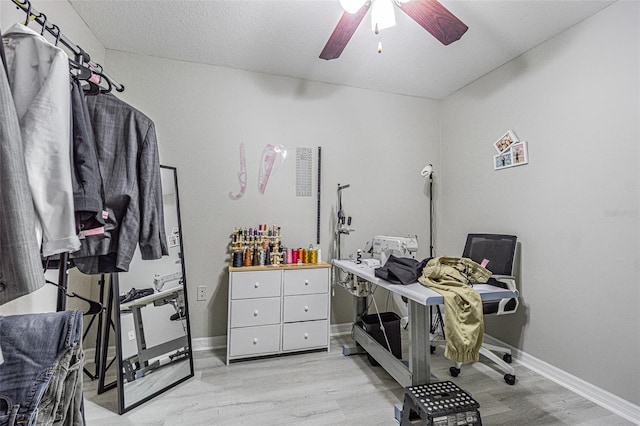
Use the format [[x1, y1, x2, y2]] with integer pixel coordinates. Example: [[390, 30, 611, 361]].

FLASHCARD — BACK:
[[128, 330, 135, 341], [197, 285, 207, 301]]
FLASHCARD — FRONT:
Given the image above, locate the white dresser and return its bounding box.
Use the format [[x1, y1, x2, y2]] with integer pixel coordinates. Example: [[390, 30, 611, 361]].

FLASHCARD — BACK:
[[226, 263, 331, 364]]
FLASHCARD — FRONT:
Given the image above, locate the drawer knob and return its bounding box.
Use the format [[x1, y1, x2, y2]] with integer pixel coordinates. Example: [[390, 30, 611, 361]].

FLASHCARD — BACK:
[[254, 310, 259, 316], [304, 333, 309, 339], [304, 306, 309, 312], [254, 282, 259, 288], [304, 280, 309, 285], [253, 338, 258, 344]]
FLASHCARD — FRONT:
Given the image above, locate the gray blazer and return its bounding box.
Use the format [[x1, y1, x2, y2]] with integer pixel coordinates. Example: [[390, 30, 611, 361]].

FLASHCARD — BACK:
[[71, 93, 168, 274], [0, 54, 46, 305]]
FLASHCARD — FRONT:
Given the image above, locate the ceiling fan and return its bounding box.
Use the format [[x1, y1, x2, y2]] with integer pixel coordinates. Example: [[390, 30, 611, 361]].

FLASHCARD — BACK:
[[319, 0, 468, 60]]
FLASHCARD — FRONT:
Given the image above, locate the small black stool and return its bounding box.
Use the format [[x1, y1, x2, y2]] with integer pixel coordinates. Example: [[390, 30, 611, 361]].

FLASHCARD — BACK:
[[400, 381, 482, 426]]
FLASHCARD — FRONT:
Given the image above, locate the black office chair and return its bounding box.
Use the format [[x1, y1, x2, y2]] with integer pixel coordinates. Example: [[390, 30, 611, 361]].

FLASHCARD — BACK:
[[449, 233, 519, 385]]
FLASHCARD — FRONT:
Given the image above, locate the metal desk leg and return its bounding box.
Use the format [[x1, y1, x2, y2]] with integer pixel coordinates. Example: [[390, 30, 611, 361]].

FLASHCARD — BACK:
[[131, 306, 148, 361], [342, 294, 367, 356], [408, 300, 431, 385]]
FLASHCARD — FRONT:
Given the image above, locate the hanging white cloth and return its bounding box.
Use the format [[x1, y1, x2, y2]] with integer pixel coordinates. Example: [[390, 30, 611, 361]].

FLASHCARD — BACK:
[[0, 26, 46, 305], [2, 23, 80, 256]]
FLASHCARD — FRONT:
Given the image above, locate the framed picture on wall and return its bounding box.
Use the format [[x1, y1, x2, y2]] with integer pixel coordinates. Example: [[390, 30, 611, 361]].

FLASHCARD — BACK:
[[494, 130, 519, 153], [494, 151, 513, 170], [511, 141, 529, 166]]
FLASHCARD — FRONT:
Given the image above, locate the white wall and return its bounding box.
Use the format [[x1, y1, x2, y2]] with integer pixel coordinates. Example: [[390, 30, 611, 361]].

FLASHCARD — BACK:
[[103, 50, 440, 338], [0, 0, 106, 317], [439, 1, 639, 405]]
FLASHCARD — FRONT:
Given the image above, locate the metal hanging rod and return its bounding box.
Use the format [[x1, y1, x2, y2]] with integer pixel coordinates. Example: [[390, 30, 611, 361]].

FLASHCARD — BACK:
[[10, 0, 125, 92]]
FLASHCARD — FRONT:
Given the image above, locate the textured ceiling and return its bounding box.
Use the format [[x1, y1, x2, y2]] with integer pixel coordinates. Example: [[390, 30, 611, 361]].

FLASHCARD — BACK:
[[69, 0, 614, 99]]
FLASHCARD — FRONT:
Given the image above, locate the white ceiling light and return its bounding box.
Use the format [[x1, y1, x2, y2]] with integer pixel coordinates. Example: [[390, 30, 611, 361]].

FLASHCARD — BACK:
[[371, 0, 396, 33], [339, 0, 367, 14]]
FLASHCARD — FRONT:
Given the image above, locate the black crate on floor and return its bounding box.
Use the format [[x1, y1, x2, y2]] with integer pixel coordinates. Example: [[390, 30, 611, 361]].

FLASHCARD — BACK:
[[360, 312, 402, 359]]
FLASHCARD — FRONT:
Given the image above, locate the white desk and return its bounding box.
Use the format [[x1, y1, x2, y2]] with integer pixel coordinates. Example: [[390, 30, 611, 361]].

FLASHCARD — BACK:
[[120, 286, 188, 380], [332, 259, 518, 387]]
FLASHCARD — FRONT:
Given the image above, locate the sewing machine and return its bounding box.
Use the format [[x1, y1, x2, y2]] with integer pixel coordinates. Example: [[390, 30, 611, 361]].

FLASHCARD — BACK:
[[336, 235, 420, 299], [371, 235, 419, 265], [153, 271, 183, 292]]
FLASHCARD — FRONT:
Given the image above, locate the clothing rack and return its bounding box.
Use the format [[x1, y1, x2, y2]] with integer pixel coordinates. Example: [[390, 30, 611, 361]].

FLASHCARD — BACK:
[[9, 0, 125, 92], [7, 1, 120, 378]]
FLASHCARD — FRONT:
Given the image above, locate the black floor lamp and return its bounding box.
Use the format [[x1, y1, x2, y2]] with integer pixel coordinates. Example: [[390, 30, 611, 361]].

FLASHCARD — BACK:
[[421, 164, 434, 257], [422, 164, 444, 343]]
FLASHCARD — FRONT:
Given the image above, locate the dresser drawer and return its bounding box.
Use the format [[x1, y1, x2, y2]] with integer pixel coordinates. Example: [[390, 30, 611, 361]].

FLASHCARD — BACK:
[[283, 294, 328, 323], [228, 324, 281, 357], [283, 268, 329, 296], [282, 320, 328, 351], [231, 270, 281, 300], [230, 297, 281, 328]]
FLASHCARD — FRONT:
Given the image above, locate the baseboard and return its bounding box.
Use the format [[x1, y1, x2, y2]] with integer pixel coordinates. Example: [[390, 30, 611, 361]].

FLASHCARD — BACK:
[[191, 335, 227, 351], [331, 322, 353, 336], [483, 334, 640, 425]]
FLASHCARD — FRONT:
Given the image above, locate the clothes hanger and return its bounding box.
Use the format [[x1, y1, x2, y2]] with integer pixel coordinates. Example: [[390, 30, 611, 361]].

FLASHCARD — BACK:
[[70, 49, 102, 95], [70, 59, 93, 81], [23, 0, 33, 27], [87, 62, 113, 94], [99, 72, 113, 94], [46, 280, 103, 316], [38, 12, 47, 36], [41, 258, 103, 316], [82, 76, 101, 96]]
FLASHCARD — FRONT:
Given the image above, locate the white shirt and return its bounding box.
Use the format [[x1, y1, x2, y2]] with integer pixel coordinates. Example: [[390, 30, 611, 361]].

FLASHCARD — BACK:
[[3, 23, 80, 256]]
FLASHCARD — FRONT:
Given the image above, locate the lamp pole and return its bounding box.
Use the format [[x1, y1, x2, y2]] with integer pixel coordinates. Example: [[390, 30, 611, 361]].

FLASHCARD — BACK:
[[421, 163, 434, 258], [429, 173, 434, 258]]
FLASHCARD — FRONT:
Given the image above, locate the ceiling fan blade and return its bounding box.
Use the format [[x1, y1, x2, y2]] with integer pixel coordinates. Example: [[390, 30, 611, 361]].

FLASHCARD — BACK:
[[398, 0, 468, 46], [319, 3, 370, 60]]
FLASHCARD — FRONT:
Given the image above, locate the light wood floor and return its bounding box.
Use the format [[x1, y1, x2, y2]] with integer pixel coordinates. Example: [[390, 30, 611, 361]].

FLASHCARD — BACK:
[[83, 335, 633, 425]]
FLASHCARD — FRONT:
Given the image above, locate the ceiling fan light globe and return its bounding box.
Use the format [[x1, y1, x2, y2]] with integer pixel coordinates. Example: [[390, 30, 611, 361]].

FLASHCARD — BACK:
[[371, 0, 396, 32], [340, 0, 367, 14]]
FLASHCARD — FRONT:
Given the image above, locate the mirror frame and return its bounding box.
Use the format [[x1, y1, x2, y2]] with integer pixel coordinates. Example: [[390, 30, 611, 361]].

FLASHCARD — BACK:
[[111, 165, 194, 414]]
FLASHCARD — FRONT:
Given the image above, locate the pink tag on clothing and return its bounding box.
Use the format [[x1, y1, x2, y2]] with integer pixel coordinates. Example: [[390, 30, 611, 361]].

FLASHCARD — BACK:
[[481, 259, 490, 268], [81, 227, 105, 237], [102, 210, 109, 220]]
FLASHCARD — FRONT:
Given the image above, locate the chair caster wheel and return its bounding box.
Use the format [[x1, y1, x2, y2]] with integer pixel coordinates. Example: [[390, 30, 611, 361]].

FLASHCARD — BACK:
[[430, 345, 436, 354], [504, 374, 516, 385], [503, 353, 512, 363], [449, 367, 460, 377]]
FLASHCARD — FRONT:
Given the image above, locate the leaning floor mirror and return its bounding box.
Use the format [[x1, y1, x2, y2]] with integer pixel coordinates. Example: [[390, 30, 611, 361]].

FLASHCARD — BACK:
[[112, 165, 194, 414]]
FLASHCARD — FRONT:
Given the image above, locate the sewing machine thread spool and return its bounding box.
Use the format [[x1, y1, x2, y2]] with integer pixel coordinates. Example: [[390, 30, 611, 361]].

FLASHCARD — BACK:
[[243, 248, 252, 266], [286, 249, 293, 264], [302, 249, 309, 264], [297, 248, 303, 263], [292, 249, 298, 264], [232, 251, 243, 267], [310, 249, 317, 264]]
